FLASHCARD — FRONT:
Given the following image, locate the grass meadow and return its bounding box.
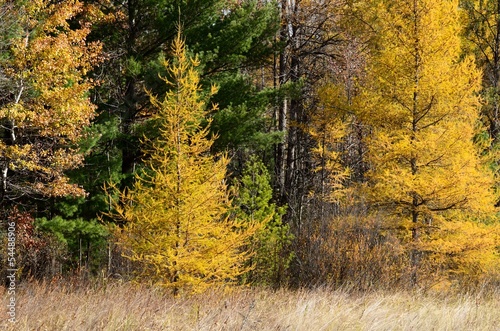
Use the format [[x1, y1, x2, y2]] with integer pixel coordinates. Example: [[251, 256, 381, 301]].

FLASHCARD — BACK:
[[1, 279, 500, 330]]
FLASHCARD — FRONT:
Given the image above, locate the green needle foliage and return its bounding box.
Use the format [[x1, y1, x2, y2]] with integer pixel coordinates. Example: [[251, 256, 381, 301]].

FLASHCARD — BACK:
[[233, 155, 293, 286]]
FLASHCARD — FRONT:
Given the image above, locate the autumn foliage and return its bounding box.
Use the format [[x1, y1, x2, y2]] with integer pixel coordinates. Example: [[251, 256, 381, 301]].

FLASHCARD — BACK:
[[0, 0, 101, 201], [109, 34, 257, 294], [1, 0, 500, 293]]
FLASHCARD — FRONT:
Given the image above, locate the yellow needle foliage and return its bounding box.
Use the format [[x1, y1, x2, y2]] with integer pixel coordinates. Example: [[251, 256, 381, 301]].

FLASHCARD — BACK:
[[308, 82, 351, 202], [358, 0, 499, 284], [111, 34, 257, 294]]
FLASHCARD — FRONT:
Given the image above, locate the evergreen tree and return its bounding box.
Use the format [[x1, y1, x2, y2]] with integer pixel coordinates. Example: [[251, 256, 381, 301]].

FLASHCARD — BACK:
[[45, 0, 279, 274], [65, 0, 280, 223], [233, 155, 292, 286], [81, 0, 279, 186]]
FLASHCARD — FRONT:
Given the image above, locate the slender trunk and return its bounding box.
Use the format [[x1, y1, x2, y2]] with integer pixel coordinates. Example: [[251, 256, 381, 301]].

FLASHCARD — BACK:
[[276, 0, 288, 204], [172, 84, 183, 296], [410, 0, 420, 287], [107, 241, 112, 276], [79, 236, 82, 271], [121, 0, 139, 189], [1, 81, 23, 204], [492, 0, 500, 143], [86, 239, 91, 270], [1, 165, 8, 203], [121, 76, 138, 185], [320, 123, 326, 221], [285, 18, 306, 230]]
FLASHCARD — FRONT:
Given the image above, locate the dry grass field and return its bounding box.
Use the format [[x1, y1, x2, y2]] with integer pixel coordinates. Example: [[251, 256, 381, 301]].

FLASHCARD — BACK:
[[1, 280, 500, 330]]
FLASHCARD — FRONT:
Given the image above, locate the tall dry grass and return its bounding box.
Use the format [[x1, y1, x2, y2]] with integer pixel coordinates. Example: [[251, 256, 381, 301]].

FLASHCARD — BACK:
[[1, 279, 499, 330]]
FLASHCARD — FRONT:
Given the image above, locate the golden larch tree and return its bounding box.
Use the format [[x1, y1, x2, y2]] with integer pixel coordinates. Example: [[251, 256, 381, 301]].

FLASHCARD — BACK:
[[111, 33, 256, 294], [359, 0, 498, 285]]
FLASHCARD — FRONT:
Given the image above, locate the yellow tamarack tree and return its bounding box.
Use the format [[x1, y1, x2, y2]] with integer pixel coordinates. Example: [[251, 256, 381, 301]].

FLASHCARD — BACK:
[[359, 0, 499, 286], [111, 33, 257, 294]]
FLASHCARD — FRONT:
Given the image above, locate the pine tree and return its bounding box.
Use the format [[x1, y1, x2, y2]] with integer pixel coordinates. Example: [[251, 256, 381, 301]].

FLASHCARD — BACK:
[[110, 33, 256, 294], [232, 155, 292, 286], [80, 0, 279, 188], [359, 0, 498, 285], [64, 0, 280, 232]]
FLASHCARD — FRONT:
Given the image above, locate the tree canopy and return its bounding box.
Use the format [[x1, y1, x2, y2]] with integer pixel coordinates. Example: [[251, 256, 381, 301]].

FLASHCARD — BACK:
[[1, 0, 500, 291]]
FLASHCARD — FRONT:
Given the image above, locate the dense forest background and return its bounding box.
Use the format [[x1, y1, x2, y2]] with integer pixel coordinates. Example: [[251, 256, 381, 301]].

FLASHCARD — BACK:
[[2, 0, 500, 293]]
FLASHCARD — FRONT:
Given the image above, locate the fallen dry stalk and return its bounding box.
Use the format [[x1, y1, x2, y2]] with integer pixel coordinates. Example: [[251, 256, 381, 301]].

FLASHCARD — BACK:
[[1, 280, 499, 330]]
